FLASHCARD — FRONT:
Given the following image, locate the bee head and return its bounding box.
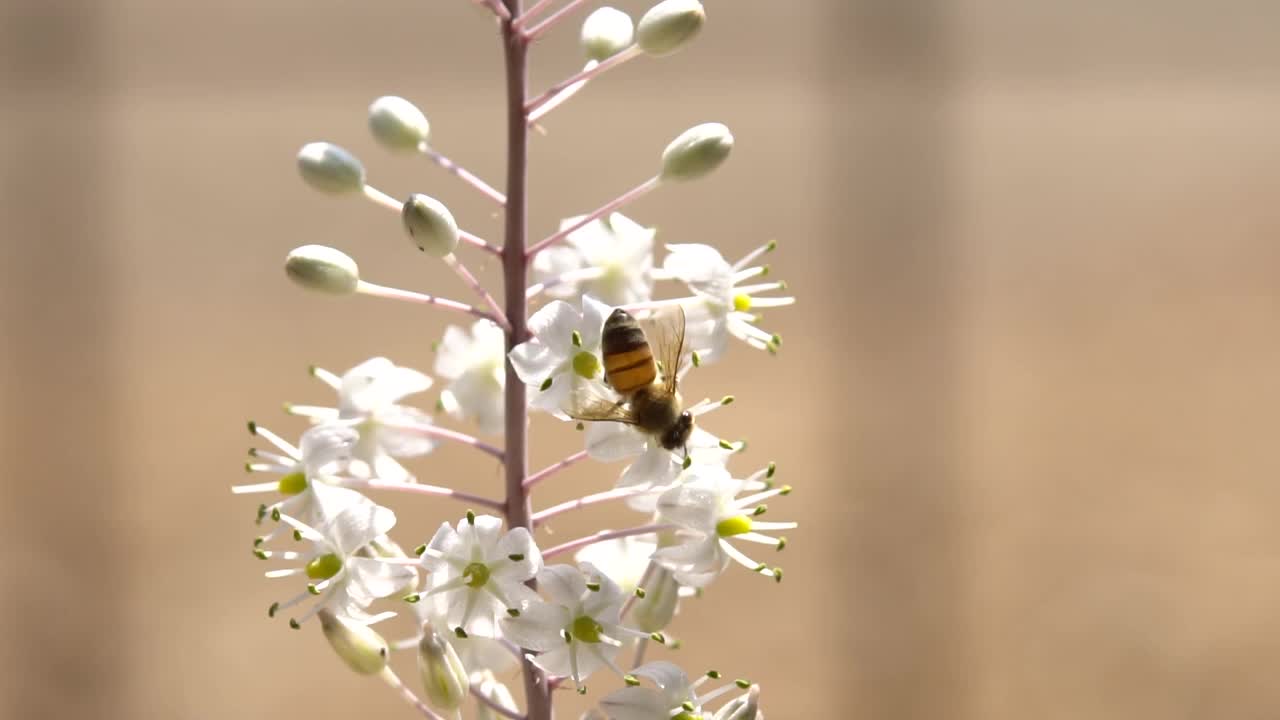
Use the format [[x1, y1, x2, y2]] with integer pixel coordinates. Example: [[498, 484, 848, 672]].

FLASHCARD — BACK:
[[659, 411, 695, 453]]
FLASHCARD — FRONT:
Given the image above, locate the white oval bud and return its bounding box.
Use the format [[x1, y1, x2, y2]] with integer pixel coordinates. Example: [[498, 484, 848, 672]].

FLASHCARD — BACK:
[[317, 609, 389, 675], [402, 193, 460, 257], [297, 142, 366, 194], [636, 0, 705, 57], [368, 96, 431, 152], [285, 244, 360, 294], [659, 122, 733, 181], [632, 566, 681, 633], [581, 7, 634, 62], [417, 624, 469, 711], [473, 670, 519, 720]]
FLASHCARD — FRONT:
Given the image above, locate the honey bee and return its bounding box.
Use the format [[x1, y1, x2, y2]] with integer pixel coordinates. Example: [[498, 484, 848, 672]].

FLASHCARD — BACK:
[[569, 305, 694, 452]]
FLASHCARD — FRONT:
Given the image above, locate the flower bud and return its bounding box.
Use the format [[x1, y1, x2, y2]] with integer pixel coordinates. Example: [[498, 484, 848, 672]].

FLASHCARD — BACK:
[[417, 623, 469, 711], [581, 7, 634, 62], [317, 608, 389, 675], [473, 670, 519, 720], [636, 0, 705, 57], [368, 96, 431, 152], [297, 142, 366, 193], [402, 193, 459, 257], [285, 245, 360, 294], [659, 122, 733, 182], [633, 565, 681, 632]]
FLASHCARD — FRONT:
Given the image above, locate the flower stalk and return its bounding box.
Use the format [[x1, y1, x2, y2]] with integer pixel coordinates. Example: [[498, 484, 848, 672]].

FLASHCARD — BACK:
[[498, 3, 553, 718]]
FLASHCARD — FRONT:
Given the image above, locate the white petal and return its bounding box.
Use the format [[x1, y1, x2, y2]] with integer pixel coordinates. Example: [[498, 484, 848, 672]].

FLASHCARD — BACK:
[[655, 484, 720, 532], [631, 660, 691, 692], [424, 522, 462, 571], [537, 564, 588, 608], [458, 514, 505, 558], [585, 422, 647, 462], [373, 407, 439, 457], [509, 340, 563, 386], [298, 424, 358, 471], [579, 295, 613, 348], [618, 445, 679, 489], [495, 527, 543, 580], [663, 243, 731, 290], [346, 556, 417, 599], [500, 601, 571, 651], [324, 497, 395, 555], [599, 686, 678, 720], [528, 645, 575, 679], [578, 562, 626, 620], [434, 325, 475, 379]]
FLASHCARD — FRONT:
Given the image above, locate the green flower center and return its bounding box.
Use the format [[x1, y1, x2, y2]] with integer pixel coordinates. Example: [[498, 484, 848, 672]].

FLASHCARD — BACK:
[[715, 515, 753, 538], [277, 471, 307, 495], [463, 562, 491, 588], [673, 714, 699, 720], [572, 351, 600, 379], [570, 615, 603, 644], [305, 552, 343, 580], [732, 293, 752, 312]]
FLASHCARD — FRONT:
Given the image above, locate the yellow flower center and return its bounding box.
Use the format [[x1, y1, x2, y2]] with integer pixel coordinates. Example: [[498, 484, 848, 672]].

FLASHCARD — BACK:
[[305, 552, 343, 580], [732, 293, 752, 312], [570, 615, 603, 644], [572, 351, 600, 379], [715, 515, 753, 537], [277, 471, 307, 495], [463, 562, 490, 588]]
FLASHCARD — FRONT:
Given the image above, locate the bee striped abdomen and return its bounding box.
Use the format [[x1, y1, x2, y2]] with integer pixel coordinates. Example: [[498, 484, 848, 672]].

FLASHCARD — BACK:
[[601, 309, 657, 394]]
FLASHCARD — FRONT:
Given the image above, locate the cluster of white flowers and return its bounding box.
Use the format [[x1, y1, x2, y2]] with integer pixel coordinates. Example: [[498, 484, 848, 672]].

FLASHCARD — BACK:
[[236, 2, 795, 718]]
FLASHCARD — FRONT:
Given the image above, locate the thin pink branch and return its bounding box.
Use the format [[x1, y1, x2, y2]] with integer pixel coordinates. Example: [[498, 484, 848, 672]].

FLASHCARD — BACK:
[[351, 478, 505, 512], [421, 145, 508, 206], [459, 228, 504, 256], [356, 281, 499, 324], [511, 0, 556, 28], [523, 449, 589, 489], [531, 484, 654, 527], [525, 176, 660, 257], [525, 45, 642, 115], [444, 253, 512, 332], [522, 0, 589, 41], [541, 524, 674, 560], [383, 421, 506, 461]]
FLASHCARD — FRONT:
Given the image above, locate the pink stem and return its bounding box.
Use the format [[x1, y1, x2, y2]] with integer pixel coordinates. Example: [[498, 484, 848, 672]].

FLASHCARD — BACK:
[[531, 485, 652, 527], [541, 524, 674, 560], [352, 479, 505, 512], [356, 281, 498, 323], [525, 45, 642, 114], [522, 0, 589, 41], [421, 145, 508, 206], [523, 449, 589, 489], [384, 422, 505, 461], [525, 176, 660, 257], [443, 253, 512, 332]]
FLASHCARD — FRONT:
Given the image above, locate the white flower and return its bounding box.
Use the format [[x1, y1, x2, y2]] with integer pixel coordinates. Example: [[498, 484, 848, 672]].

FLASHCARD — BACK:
[[653, 464, 794, 586], [435, 320, 507, 435], [531, 213, 656, 306], [417, 514, 542, 635], [235, 422, 365, 530], [661, 242, 793, 363], [584, 406, 737, 494], [574, 536, 655, 596], [577, 536, 688, 633], [501, 563, 647, 689], [509, 295, 613, 418], [264, 494, 417, 627], [598, 661, 755, 720], [288, 357, 437, 483], [415, 586, 520, 678]]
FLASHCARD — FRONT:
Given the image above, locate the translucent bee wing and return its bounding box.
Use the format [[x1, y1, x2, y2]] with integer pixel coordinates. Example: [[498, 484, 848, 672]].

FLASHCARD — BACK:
[[638, 305, 686, 394], [566, 381, 638, 425]]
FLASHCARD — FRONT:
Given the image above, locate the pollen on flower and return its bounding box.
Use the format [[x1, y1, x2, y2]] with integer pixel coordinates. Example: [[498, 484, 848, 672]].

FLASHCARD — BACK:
[[732, 293, 752, 312], [570, 615, 604, 643], [305, 553, 343, 580], [462, 561, 491, 588], [276, 472, 307, 495], [715, 515, 752, 537], [572, 350, 600, 379]]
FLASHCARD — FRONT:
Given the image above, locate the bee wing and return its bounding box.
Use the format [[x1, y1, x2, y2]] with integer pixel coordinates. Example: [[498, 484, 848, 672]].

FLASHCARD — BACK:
[[639, 304, 686, 394], [566, 381, 638, 425]]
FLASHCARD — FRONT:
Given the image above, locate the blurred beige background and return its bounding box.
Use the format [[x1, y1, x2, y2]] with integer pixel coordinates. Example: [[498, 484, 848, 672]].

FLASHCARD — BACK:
[[3, 0, 1280, 718]]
